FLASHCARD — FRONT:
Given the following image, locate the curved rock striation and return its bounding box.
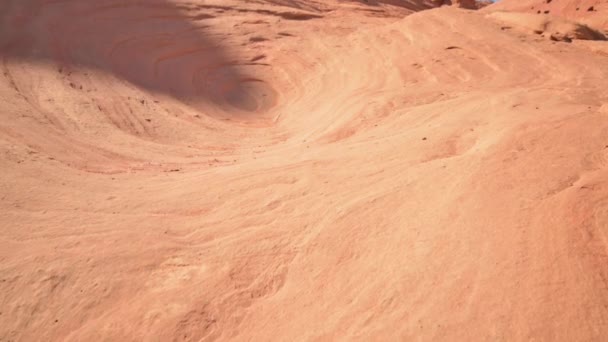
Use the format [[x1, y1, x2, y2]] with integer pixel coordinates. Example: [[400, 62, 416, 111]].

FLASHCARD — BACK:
[[2, 1, 608, 341]]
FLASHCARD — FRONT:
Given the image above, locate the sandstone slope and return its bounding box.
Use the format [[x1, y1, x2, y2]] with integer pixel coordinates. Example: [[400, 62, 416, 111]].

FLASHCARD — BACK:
[[1, 0, 608, 341], [487, 0, 608, 30]]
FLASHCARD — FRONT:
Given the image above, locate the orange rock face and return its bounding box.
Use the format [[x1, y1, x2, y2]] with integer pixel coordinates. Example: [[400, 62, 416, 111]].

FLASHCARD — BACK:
[[2, 0, 608, 341], [487, 0, 608, 30]]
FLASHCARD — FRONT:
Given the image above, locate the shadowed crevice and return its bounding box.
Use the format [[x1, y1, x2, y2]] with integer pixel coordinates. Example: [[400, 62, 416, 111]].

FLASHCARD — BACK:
[[0, 0, 274, 113]]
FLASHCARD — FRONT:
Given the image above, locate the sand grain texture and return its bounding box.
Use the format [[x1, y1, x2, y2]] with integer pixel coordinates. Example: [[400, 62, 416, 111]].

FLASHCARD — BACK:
[[1, 0, 608, 341]]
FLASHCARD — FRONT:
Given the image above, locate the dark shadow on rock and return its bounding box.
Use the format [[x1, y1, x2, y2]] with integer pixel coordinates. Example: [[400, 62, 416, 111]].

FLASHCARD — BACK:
[[355, 0, 437, 10], [0, 0, 272, 113]]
